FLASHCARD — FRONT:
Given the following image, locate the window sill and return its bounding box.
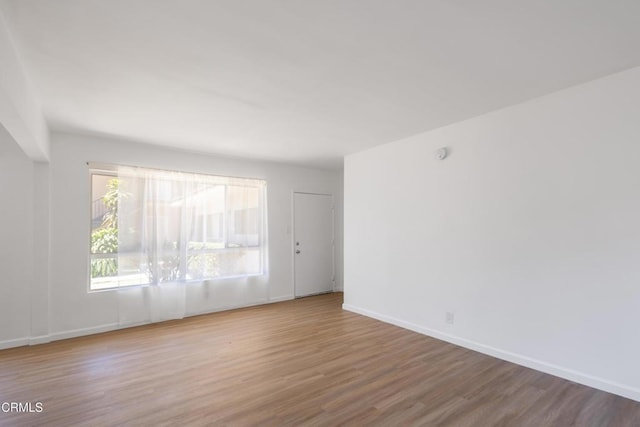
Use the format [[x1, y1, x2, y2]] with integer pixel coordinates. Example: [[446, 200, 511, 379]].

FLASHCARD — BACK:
[[88, 272, 267, 293]]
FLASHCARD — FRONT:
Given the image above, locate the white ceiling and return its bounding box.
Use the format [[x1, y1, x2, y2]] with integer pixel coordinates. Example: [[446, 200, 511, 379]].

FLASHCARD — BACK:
[[2, 0, 639, 169]]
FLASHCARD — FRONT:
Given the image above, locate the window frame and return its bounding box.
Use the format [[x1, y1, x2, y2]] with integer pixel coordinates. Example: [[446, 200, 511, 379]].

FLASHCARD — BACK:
[[88, 164, 267, 292]]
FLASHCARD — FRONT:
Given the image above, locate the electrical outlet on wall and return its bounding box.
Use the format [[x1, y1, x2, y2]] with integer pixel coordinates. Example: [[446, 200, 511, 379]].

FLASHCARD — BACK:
[[445, 311, 455, 324]]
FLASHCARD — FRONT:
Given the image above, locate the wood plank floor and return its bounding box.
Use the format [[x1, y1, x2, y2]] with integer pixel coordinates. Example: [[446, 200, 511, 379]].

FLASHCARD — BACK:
[[1, 292, 639, 426]]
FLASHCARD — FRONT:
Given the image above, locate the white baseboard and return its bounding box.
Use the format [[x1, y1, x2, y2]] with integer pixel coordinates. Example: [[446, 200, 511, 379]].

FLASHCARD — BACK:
[[0, 337, 30, 350], [1, 298, 292, 351], [1, 294, 313, 349], [269, 295, 293, 303], [1, 326, 117, 350], [29, 335, 51, 345], [187, 298, 271, 317], [49, 323, 119, 342], [46, 298, 291, 343], [342, 303, 640, 403]]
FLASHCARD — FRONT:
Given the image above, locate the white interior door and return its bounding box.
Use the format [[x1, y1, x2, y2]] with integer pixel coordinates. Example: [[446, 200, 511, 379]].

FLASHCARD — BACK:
[[294, 192, 334, 297]]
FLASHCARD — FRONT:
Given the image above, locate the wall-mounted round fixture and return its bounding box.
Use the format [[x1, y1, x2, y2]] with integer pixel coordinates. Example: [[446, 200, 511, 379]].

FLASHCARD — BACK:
[[436, 147, 448, 160]]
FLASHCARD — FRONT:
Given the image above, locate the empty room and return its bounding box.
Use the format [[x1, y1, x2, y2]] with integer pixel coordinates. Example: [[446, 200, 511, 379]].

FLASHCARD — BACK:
[[1, 0, 640, 425]]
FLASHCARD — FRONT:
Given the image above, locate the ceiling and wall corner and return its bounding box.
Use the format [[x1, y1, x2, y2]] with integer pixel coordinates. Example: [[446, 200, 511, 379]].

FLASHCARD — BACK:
[[1, 0, 640, 168], [0, 5, 48, 161]]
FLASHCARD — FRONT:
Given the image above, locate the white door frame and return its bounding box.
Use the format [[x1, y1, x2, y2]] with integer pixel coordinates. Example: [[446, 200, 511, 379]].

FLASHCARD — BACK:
[[291, 191, 335, 298]]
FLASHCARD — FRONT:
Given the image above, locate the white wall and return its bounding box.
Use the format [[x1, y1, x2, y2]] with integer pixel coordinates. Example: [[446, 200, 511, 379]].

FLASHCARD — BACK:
[[344, 66, 640, 401], [0, 125, 34, 347], [47, 133, 342, 337], [0, 10, 50, 348], [0, 9, 49, 161]]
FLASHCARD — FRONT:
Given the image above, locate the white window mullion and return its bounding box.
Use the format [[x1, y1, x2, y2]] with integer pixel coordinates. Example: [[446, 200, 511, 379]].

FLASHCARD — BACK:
[[223, 184, 229, 249], [151, 179, 159, 285], [179, 183, 188, 281]]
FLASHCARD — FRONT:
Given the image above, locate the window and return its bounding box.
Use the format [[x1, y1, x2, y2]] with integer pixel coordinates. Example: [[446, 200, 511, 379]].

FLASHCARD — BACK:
[[89, 164, 267, 290]]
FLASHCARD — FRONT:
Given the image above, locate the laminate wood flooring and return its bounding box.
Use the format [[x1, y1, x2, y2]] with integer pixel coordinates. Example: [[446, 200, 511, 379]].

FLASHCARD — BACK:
[[1, 292, 639, 426]]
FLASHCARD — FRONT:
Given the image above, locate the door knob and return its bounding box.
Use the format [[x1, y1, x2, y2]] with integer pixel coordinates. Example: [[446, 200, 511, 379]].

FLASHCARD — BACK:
[[296, 250, 301, 254]]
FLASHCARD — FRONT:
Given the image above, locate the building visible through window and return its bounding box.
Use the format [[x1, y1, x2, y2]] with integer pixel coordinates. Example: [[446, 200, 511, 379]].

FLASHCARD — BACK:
[[89, 165, 267, 290]]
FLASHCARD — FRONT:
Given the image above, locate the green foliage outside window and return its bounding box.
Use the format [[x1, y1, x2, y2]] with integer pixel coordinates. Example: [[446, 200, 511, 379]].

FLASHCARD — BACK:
[[90, 178, 123, 278]]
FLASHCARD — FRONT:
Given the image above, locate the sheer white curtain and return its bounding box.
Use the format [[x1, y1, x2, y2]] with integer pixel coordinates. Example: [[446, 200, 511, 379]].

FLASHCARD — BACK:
[[113, 165, 267, 326]]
